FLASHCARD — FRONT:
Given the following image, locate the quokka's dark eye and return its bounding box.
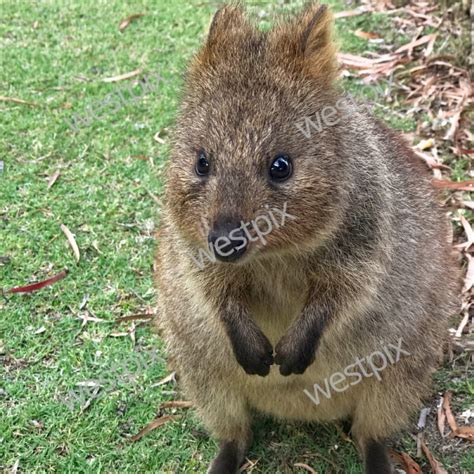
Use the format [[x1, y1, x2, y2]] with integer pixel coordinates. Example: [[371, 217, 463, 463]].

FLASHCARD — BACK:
[[195, 150, 210, 176], [269, 154, 293, 182]]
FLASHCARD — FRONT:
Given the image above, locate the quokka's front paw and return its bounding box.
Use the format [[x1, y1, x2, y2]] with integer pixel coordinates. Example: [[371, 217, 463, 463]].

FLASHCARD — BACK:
[[233, 329, 274, 377], [274, 332, 317, 376]]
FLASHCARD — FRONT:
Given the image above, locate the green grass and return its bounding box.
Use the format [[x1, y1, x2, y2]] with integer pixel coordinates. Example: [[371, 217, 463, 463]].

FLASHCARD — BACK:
[[1, 1, 472, 472]]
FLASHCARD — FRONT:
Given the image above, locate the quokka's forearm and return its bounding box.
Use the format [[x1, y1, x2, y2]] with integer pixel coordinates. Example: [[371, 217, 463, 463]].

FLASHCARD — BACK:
[[275, 292, 334, 375], [219, 300, 274, 377]]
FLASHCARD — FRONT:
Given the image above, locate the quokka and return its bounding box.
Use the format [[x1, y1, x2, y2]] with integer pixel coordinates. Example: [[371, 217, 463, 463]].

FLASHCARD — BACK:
[[155, 3, 458, 472]]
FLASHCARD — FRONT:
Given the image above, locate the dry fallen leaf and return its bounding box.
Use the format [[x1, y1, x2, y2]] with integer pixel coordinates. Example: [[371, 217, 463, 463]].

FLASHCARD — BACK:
[[153, 131, 166, 144], [437, 396, 446, 436], [395, 34, 437, 55], [5, 269, 68, 294], [130, 415, 176, 442], [10, 459, 20, 474], [413, 150, 448, 170], [442, 391, 459, 433], [129, 321, 136, 346], [239, 458, 259, 472], [389, 450, 423, 474], [60, 224, 80, 262], [102, 68, 143, 83], [294, 463, 318, 473], [454, 215, 474, 251], [452, 426, 474, 441], [47, 169, 61, 190], [420, 439, 448, 474], [30, 419, 44, 429], [0, 95, 38, 107], [151, 372, 176, 388], [338, 52, 398, 70], [423, 34, 437, 57], [115, 313, 154, 323], [431, 179, 474, 191], [160, 400, 193, 409], [445, 93, 470, 142], [109, 331, 129, 337], [76, 380, 101, 388], [119, 13, 144, 32], [334, 7, 370, 19], [80, 385, 101, 413], [463, 254, 474, 292], [77, 311, 107, 327], [146, 188, 162, 206], [441, 392, 474, 441], [337, 51, 403, 81], [354, 30, 381, 40], [416, 138, 435, 151], [455, 309, 470, 338]]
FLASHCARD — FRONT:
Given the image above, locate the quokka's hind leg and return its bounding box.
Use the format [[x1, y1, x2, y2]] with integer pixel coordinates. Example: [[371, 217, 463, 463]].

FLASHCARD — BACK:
[[207, 438, 251, 474], [350, 361, 429, 474], [363, 439, 393, 474], [195, 390, 252, 474], [352, 412, 395, 474], [351, 391, 407, 474]]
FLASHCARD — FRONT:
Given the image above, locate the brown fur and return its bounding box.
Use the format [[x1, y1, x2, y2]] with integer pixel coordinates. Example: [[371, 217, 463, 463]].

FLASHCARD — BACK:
[[155, 3, 459, 472]]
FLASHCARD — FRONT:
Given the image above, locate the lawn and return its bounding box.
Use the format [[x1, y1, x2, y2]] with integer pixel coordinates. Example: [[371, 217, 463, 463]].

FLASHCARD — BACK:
[[1, 0, 472, 472]]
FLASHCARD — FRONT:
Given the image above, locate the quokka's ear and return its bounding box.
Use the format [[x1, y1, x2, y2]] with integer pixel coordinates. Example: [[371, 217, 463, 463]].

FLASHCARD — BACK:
[[195, 2, 254, 67], [207, 3, 247, 47], [270, 3, 337, 83]]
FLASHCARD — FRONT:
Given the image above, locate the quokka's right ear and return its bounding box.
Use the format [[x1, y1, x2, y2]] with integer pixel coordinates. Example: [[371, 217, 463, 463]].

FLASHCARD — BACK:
[[195, 3, 253, 67], [206, 3, 247, 47]]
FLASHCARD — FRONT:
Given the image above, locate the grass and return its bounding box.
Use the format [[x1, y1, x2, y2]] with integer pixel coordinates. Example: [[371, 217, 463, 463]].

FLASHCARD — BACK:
[[0, 0, 472, 472]]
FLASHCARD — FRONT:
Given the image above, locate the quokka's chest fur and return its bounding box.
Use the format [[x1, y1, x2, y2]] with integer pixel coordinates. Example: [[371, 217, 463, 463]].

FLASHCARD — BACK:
[[246, 261, 309, 345]]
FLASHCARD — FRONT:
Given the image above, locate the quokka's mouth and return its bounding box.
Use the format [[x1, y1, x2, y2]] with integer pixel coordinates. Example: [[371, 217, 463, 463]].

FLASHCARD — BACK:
[[213, 243, 248, 263]]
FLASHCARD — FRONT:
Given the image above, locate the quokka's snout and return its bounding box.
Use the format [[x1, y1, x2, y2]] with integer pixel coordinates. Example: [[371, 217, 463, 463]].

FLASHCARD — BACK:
[[155, 2, 459, 473], [207, 217, 248, 262], [197, 203, 297, 265]]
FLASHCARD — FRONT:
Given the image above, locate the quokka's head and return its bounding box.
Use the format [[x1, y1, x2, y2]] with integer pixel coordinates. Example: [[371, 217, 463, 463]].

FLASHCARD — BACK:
[[166, 2, 349, 265]]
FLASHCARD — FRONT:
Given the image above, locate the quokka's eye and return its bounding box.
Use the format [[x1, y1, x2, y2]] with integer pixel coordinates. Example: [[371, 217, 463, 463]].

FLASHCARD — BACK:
[[195, 150, 210, 176], [269, 154, 293, 182]]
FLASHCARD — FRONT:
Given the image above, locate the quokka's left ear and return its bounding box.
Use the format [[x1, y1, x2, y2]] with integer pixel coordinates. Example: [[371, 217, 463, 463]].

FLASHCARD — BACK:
[[269, 3, 338, 84]]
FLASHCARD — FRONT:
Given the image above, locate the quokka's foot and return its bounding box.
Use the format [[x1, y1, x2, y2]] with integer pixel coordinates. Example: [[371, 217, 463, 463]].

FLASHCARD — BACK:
[[207, 441, 244, 474], [365, 439, 393, 474]]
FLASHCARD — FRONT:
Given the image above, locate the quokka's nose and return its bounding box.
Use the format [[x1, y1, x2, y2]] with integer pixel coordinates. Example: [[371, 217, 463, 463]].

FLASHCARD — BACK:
[[208, 219, 248, 262]]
